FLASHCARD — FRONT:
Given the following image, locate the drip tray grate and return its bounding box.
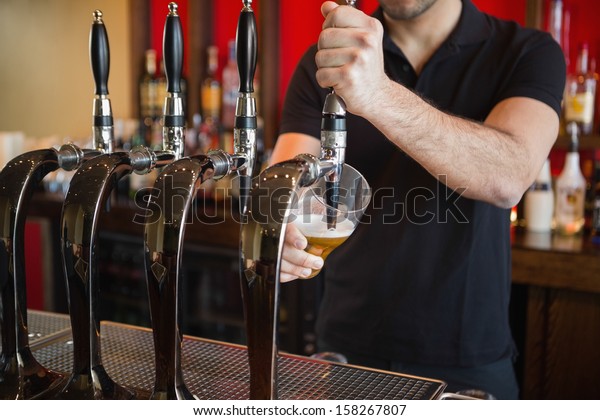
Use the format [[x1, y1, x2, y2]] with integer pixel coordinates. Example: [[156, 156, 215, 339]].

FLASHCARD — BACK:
[[0, 310, 71, 350], [33, 320, 446, 400]]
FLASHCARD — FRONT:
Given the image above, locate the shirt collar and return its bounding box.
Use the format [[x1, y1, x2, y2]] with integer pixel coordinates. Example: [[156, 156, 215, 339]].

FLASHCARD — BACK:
[[375, 0, 492, 53]]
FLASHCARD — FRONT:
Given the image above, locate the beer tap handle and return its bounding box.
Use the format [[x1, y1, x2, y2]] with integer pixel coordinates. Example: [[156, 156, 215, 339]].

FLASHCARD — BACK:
[[234, 0, 258, 217], [90, 10, 109, 96], [90, 10, 114, 153], [161, 2, 185, 159], [163, 2, 183, 95], [237, 0, 257, 95]]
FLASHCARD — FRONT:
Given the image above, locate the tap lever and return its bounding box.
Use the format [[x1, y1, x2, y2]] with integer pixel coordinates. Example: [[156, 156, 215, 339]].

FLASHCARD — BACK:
[[161, 2, 185, 158], [237, 0, 258, 95], [90, 10, 114, 153], [90, 10, 110, 97], [164, 2, 183, 95], [234, 0, 259, 216]]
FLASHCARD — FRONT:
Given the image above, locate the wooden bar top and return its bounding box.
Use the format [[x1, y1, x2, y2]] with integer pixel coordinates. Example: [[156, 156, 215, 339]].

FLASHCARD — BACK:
[[511, 227, 600, 294]]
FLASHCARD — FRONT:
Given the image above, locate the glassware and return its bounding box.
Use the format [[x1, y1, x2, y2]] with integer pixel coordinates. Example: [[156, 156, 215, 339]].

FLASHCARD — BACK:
[[290, 164, 371, 278]]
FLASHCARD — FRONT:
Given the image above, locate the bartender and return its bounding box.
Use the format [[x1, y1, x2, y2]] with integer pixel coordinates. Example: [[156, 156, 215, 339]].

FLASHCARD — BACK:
[[271, 0, 565, 399]]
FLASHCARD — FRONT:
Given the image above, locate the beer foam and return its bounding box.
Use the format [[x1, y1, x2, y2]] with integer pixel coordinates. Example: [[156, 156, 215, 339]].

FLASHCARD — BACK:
[[291, 214, 355, 238]]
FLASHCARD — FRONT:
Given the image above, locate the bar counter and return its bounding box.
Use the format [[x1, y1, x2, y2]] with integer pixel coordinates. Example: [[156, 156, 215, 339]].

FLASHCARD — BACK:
[[511, 228, 600, 399], [27, 193, 600, 399]]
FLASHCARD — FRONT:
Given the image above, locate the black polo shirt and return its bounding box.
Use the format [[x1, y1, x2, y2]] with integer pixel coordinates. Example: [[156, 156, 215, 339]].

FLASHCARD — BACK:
[[279, 0, 565, 367]]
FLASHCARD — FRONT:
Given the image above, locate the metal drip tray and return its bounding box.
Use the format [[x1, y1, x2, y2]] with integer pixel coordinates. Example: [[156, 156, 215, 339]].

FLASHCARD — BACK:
[[32, 319, 446, 399], [0, 310, 71, 350]]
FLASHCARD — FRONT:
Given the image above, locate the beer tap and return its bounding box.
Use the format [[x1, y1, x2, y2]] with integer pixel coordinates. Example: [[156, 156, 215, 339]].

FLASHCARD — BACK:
[[234, 0, 258, 216], [239, 0, 361, 399], [0, 10, 114, 400], [59, 3, 188, 399], [321, 0, 354, 229], [240, 156, 338, 399], [142, 0, 258, 399]]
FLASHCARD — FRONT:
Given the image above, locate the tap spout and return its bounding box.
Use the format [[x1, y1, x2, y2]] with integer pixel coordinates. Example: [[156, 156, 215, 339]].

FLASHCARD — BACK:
[[240, 155, 331, 399], [143, 151, 231, 400], [321, 92, 347, 230]]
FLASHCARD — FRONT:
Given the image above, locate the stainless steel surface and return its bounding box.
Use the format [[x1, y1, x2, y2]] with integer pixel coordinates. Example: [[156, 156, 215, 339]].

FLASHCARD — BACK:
[[0, 311, 71, 352], [31, 319, 445, 400]]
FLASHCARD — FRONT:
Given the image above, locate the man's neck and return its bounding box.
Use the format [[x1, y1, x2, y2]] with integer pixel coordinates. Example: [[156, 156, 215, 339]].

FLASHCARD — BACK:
[[384, 0, 463, 75]]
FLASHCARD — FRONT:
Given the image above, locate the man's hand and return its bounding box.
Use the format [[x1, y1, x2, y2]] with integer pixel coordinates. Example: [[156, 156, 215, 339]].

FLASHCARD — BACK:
[[280, 223, 324, 283], [316, 1, 388, 117]]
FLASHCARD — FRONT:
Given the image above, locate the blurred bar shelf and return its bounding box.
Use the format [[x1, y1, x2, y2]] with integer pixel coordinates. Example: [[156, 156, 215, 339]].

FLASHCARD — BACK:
[[511, 227, 600, 399]]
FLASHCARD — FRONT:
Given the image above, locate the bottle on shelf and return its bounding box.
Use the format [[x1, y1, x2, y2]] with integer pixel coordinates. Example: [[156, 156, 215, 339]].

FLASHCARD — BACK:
[[591, 151, 600, 244], [524, 159, 554, 232], [139, 49, 159, 146], [221, 40, 239, 154], [564, 43, 597, 136], [200, 45, 222, 152], [555, 122, 586, 235], [221, 39, 239, 131], [547, 0, 563, 48]]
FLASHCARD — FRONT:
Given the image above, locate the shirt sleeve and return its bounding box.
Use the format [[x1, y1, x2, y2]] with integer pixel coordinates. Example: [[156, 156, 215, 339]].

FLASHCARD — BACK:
[[494, 31, 566, 117]]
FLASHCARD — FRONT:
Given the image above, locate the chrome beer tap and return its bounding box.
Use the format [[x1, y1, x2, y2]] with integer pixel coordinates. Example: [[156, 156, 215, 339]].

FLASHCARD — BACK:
[[0, 10, 115, 400], [320, 0, 354, 229], [239, 0, 362, 399], [234, 0, 258, 216], [142, 0, 259, 399], [59, 3, 188, 399]]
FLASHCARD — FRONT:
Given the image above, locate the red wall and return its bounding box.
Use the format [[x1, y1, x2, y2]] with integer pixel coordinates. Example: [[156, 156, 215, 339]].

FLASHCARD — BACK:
[[278, 0, 528, 109], [148, 1, 600, 128]]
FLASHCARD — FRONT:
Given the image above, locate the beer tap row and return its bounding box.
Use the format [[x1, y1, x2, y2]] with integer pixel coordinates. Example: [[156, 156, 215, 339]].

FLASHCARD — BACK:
[[0, 0, 439, 401]]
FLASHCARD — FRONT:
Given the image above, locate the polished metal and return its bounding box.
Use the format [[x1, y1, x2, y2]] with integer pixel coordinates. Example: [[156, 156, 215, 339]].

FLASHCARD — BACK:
[[0, 150, 66, 399], [58, 3, 186, 399], [60, 153, 136, 399], [141, 0, 260, 400], [0, 9, 115, 399], [240, 156, 345, 399], [144, 154, 231, 400]]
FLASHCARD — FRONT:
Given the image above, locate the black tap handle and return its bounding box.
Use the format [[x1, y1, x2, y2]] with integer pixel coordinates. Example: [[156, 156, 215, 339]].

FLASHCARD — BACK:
[[90, 10, 110, 95], [163, 2, 183, 94], [236, 2, 258, 94]]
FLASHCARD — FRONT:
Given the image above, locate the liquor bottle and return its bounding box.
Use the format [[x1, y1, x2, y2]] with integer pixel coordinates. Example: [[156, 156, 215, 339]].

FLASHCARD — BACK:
[[221, 39, 239, 131], [591, 152, 600, 244], [555, 122, 586, 235], [547, 0, 563, 48], [139, 49, 159, 146], [200, 45, 222, 152], [564, 43, 597, 135], [524, 159, 554, 232]]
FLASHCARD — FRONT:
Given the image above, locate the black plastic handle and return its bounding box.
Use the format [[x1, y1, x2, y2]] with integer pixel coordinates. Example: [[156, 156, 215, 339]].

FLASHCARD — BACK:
[[90, 10, 110, 95], [163, 2, 183, 94], [236, 6, 258, 94]]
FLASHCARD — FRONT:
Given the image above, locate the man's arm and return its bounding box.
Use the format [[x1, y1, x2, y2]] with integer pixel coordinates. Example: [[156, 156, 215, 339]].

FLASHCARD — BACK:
[[317, 2, 561, 208]]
